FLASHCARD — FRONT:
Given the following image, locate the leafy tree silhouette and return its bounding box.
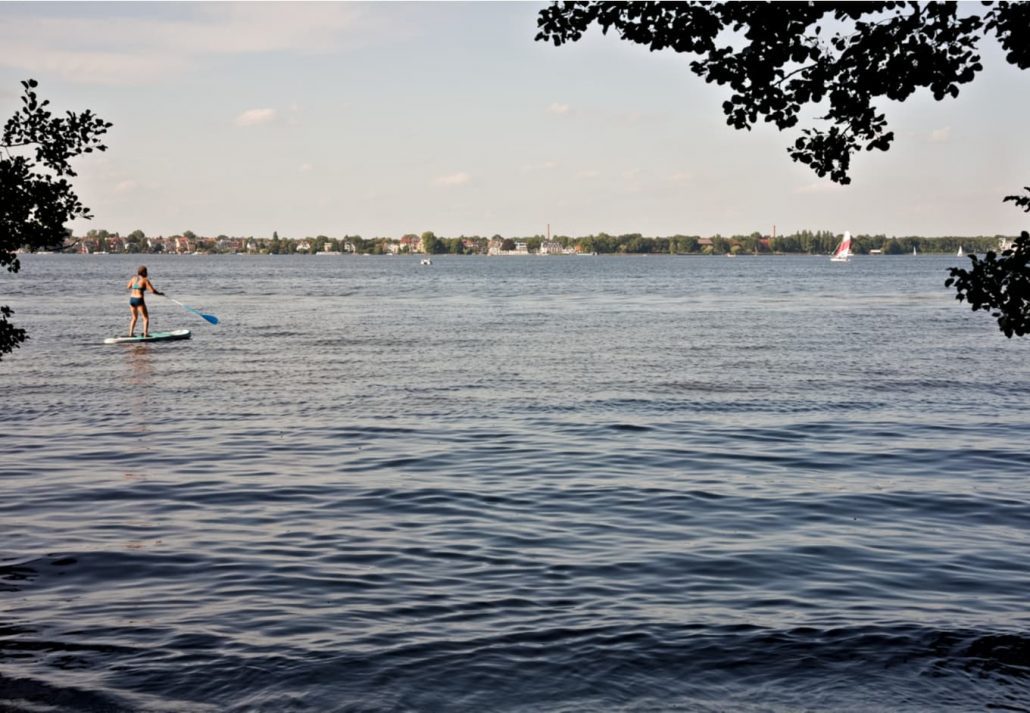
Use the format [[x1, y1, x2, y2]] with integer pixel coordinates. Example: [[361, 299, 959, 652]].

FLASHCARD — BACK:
[[536, 1, 1030, 336], [1, 79, 112, 359], [947, 190, 1030, 337]]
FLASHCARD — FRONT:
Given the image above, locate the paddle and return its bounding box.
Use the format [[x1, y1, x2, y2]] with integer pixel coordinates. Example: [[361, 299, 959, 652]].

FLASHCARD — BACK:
[[163, 295, 219, 325]]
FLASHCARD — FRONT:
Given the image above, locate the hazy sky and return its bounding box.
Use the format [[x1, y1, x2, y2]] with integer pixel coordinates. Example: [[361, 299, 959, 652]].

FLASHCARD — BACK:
[[1, 1, 1027, 239]]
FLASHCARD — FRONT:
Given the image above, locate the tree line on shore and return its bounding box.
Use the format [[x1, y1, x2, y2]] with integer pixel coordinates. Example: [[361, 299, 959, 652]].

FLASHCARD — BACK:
[[66, 228, 1012, 256]]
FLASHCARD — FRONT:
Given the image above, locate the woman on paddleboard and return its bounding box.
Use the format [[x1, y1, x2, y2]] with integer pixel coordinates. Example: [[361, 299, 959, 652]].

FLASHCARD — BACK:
[[127, 266, 163, 337]]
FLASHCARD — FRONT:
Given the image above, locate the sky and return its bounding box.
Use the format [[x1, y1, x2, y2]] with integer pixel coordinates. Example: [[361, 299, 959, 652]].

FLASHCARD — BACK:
[[1, 1, 1027, 239]]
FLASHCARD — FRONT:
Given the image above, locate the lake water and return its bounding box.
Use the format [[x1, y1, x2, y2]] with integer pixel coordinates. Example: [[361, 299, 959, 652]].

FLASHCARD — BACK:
[[3, 254, 1029, 712]]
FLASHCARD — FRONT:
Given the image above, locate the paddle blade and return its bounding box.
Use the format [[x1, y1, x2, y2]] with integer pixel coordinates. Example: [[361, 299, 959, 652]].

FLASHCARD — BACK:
[[186, 306, 218, 325], [165, 295, 218, 326]]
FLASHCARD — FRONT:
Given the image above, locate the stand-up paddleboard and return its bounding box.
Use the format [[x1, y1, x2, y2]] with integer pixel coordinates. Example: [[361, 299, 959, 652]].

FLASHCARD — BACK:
[[104, 329, 191, 345]]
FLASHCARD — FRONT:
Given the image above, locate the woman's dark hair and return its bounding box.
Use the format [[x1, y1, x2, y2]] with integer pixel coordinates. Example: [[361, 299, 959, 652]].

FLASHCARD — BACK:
[[137, 266, 148, 277]]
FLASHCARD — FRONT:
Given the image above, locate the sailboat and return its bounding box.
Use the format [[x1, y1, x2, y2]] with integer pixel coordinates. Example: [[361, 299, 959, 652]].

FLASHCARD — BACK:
[[957, 246, 964, 257], [830, 231, 853, 262], [913, 246, 918, 256]]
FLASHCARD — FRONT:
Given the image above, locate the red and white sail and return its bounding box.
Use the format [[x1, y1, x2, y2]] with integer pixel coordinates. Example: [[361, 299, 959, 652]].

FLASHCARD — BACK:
[[831, 231, 852, 262]]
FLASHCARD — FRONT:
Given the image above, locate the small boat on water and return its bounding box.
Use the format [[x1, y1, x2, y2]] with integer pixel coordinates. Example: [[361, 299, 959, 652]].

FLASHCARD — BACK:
[[957, 246, 964, 257], [420, 257, 432, 266], [830, 231, 853, 262]]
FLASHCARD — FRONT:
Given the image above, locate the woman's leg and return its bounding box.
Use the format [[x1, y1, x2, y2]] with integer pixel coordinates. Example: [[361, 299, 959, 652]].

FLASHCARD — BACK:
[[129, 304, 139, 336], [141, 302, 150, 337]]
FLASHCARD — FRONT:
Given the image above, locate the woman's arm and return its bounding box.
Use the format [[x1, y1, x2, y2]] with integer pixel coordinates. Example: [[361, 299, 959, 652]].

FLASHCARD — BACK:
[[146, 278, 164, 296]]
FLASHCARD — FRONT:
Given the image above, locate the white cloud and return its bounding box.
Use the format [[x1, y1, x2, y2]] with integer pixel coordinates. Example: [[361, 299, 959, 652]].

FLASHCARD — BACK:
[[434, 172, 471, 187], [668, 171, 692, 183], [299, 163, 313, 173], [0, 4, 364, 85], [576, 170, 601, 179], [547, 102, 571, 115], [0, 46, 191, 85], [113, 179, 139, 194], [929, 127, 952, 143], [235, 108, 277, 127]]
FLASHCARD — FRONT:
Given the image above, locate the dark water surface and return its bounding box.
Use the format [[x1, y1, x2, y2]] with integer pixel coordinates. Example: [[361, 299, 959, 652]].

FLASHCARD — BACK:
[[3, 254, 1029, 712]]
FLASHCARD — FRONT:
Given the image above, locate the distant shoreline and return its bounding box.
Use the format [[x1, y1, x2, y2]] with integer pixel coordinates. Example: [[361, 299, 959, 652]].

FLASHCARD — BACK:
[[25, 249, 994, 258], [50, 231, 1010, 257]]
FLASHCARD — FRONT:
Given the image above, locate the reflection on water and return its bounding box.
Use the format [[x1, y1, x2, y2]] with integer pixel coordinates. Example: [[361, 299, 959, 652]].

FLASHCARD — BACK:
[[1, 254, 1029, 712], [125, 345, 154, 445], [126, 344, 153, 386]]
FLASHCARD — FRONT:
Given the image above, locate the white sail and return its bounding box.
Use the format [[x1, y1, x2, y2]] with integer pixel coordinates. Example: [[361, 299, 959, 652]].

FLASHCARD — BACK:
[[957, 246, 964, 256], [830, 231, 852, 262]]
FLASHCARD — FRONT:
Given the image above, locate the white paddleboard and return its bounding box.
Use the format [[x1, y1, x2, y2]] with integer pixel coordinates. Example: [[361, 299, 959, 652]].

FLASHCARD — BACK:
[[104, 329, 191, 345]]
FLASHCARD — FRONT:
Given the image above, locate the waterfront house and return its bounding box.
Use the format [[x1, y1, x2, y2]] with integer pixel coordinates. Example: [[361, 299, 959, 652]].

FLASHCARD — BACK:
[[399, 235, 421, 254], [538, 239, 563, 255]]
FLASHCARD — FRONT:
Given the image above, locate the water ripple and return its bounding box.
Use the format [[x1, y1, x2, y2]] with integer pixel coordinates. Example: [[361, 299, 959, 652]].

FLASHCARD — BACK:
[[3, 255, 1029, 711]]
